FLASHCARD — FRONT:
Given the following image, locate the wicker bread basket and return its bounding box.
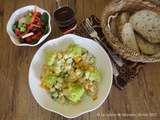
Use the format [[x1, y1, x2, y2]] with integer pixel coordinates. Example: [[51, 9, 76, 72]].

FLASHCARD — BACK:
[[101, 0, 160, 63]]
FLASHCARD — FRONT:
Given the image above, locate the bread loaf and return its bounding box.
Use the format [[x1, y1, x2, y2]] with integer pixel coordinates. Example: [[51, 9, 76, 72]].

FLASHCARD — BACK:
[[129, 10, 160, 43], [136, 34, 160, 55]]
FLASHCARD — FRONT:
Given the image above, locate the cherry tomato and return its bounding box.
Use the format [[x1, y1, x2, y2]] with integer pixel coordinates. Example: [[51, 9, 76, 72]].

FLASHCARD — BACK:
[[15, 28, 21, 36], [33, 12, 41, 17]]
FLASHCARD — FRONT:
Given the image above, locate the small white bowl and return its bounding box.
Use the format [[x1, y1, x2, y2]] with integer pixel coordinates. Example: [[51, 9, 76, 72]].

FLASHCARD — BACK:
[[6, 5, 51, 47], [29, 34, 113, 118]]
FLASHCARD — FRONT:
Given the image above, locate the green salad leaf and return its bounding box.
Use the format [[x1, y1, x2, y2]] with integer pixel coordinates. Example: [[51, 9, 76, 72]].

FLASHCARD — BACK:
[[41, 74, 58, 89], [85, 69, 101, 81], [40, 12, 49, 25], [44, 26, 49, 34], [66, 83, 85, 103], [12, 21, 18, 32], [24, 15, 32, 24], [45, 51, 57, 65], [67, 44, 86, 56]]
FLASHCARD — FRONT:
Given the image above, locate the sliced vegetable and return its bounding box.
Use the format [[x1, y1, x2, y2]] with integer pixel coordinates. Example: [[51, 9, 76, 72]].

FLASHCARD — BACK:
[[22, 32, 34, 39]]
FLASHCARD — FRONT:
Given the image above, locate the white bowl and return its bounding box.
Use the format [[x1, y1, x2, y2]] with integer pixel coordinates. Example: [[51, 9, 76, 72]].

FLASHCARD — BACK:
[[29, 34, 113, 118], [6, 5, 51, 47]]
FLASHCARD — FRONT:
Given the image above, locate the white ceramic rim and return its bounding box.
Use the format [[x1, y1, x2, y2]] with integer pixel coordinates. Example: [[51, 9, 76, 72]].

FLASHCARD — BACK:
[[28, 34, 113, 118], [6, 5, 51, 47]]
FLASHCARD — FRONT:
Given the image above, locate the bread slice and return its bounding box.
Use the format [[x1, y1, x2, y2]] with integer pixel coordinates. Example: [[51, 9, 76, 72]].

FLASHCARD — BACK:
[[119, 12, 130, 26], [129, 10, 160, 43], [116, 12, 130, 40], [121, 23, 139, 53], [135, 34, 160, 55]]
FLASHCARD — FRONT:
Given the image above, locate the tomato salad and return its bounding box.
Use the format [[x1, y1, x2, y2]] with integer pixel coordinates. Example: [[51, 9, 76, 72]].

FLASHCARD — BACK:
[[12, 9, 49, 44]]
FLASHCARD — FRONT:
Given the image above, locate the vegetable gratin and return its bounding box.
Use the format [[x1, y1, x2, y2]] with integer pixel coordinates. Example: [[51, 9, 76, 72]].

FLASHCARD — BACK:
[[40, 44, 101, 104]]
